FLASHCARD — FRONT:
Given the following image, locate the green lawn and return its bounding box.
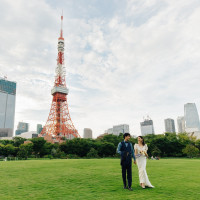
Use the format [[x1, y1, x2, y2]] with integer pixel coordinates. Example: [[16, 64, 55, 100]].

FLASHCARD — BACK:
[[0, 159, 199, 200]]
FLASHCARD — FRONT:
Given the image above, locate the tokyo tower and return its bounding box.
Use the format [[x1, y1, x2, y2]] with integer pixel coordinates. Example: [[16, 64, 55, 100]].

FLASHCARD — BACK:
[[40, 15, 80, 142]]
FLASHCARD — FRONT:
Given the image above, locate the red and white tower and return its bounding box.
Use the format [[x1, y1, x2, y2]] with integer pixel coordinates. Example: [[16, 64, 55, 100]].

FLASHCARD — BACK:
[[40, 15, 80, 142]]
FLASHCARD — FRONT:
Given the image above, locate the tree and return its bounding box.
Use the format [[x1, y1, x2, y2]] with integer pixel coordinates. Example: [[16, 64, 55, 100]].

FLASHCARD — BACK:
[[0, 144, 5, 156], [4, 144, 15, 157], [151, 146, 161, 157], [182, 144, 199, 158], [13, 137, 27, 147], [195, 139, 200, 150], [87, 148, 99, 158], [51, 148, 57, 157], [17, 143, 33, 159], [60, 138, 92, 157], [101, 134, 120, 146], [148, 135, 168, 157], [40, 142, 55, 157], [164, 132, 184, 157], [177, 133, 194, 146], [31, 137, 46, 157], [98, 142, 116, 157], [0, 140, 14, 145]]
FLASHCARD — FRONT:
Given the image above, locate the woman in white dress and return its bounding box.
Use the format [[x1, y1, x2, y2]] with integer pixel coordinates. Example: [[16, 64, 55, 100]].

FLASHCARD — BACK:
[[134, 136, 154, 189]]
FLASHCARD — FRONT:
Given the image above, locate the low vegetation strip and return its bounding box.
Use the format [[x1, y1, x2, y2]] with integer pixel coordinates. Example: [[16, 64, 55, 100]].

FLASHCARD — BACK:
[[0, 132, 200, 160]]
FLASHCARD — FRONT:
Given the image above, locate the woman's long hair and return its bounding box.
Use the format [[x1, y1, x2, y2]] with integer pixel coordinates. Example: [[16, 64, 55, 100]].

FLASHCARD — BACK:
[[138, 136, 145, 146]]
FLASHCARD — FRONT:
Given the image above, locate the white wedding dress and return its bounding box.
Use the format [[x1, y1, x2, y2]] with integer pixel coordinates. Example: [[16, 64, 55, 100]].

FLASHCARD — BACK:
[[134, 144, 154, 188]]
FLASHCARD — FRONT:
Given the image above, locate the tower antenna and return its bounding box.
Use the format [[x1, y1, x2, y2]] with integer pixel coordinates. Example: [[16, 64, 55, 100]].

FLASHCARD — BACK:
[[60, 10, 63, 39]]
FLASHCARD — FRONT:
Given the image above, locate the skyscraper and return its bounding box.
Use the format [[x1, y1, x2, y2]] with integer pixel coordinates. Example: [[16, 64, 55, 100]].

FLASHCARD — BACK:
[[184, 103, 200, 132], [164, 118, 176, 133], [140, 117, 155, 136], [113, 124, 129, 136], [37, 124, 43, 134], [0, 77, 16, 137], [105, 124, 129, 136], [177, 116, 185, 133], [15, 122, 29, 135], [83, 128, 93, 139]]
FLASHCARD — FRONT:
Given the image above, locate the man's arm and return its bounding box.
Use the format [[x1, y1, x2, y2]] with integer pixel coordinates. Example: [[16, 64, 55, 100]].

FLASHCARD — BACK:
[[117, 142, 122, 155], [130, 143, 136, 163]]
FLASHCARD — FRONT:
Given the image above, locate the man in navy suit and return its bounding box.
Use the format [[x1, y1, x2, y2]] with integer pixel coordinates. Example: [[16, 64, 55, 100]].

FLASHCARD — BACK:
[[117, 133, 136, 191]]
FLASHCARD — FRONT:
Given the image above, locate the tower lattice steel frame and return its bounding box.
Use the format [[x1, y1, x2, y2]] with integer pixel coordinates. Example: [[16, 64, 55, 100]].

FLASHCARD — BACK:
[[40, 15, 80, 142]]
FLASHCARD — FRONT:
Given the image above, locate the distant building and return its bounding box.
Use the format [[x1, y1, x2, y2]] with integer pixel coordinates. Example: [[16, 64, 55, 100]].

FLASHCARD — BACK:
[[37, 124, 43, 134], [0, 136, 13, 140], [0, 128, 13, 138], [19, 131, 38, 139], [184, 103, 200, 133], [105, 124, 129, 136], [177, 116, 185, 133], [164, 118, 176, 133], [107, 128, 113, 134], [113, 124, 129, 135], [140, 117, 154, 136], [83, 128, 93, 139], [0, 77, 16, 138], [15, 122, 29, 136], [189, 131, 200, 140]]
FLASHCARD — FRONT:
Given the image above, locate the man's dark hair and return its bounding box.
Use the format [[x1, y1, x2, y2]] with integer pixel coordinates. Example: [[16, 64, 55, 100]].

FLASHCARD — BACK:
[[123, 133, 131, 139]]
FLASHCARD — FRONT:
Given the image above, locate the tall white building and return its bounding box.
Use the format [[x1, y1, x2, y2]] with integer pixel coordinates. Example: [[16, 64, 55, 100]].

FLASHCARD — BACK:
[[140, 117, 154, 136], [177, 116, 185, 133], [164, 118, 176, 133], [184, 103, 200, 132], [105, 124, 129, 136], [113, 124, 129, 135], [106, 128, 113, 134], [0, 77, 16, 137], [83, 128, 93, 139]]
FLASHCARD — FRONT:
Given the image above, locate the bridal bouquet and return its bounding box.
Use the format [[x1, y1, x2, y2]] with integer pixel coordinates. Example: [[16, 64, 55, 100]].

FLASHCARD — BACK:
[[136, 151, 148, 158], [135, 154, 141, 158], [140, 150, 145, 156], [137, 150, 148, 157]]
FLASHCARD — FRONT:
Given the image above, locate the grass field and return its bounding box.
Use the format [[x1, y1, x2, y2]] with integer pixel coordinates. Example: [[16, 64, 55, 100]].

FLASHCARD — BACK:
[[0, 158, 199, 200]]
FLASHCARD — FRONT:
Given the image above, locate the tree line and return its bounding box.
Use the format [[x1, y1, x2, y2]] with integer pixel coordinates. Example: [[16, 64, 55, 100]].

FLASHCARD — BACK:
[[0, 132, 199, 160]]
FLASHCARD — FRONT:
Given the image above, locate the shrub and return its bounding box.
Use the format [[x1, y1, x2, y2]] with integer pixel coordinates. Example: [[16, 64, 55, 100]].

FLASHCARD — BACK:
[[151, 146, 162, 157], [17, 143, 33, 160], [182, 144, 199, 158], [67, 154, 79, 159], [87, 148, 99, 158]]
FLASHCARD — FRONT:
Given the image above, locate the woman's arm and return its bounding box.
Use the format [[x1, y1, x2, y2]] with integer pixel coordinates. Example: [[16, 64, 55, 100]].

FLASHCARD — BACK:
[[134, 144, 138, 155], [144, 144, 148, 157]]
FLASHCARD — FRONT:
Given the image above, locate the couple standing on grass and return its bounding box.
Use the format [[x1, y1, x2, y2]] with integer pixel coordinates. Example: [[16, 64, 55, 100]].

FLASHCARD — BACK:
[[117, 133, 154, 191]]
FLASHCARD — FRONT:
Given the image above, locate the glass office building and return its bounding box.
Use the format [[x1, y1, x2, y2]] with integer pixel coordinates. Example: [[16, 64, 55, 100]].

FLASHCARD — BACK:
[[113, 124, 129, 136], [0, 78, 16, 137], [184, 103, 200, 132], [177, 116, 185, 133], [15, 122, 29, 135], [164, 118, 176, 133], [105, 124, 129, 136], [140, 119, 155, 136], [37, 124, 43, 134]]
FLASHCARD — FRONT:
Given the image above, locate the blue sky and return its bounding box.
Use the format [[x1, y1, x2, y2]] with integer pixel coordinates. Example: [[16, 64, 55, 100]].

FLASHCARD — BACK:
[[0, 0, 200, 138]]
